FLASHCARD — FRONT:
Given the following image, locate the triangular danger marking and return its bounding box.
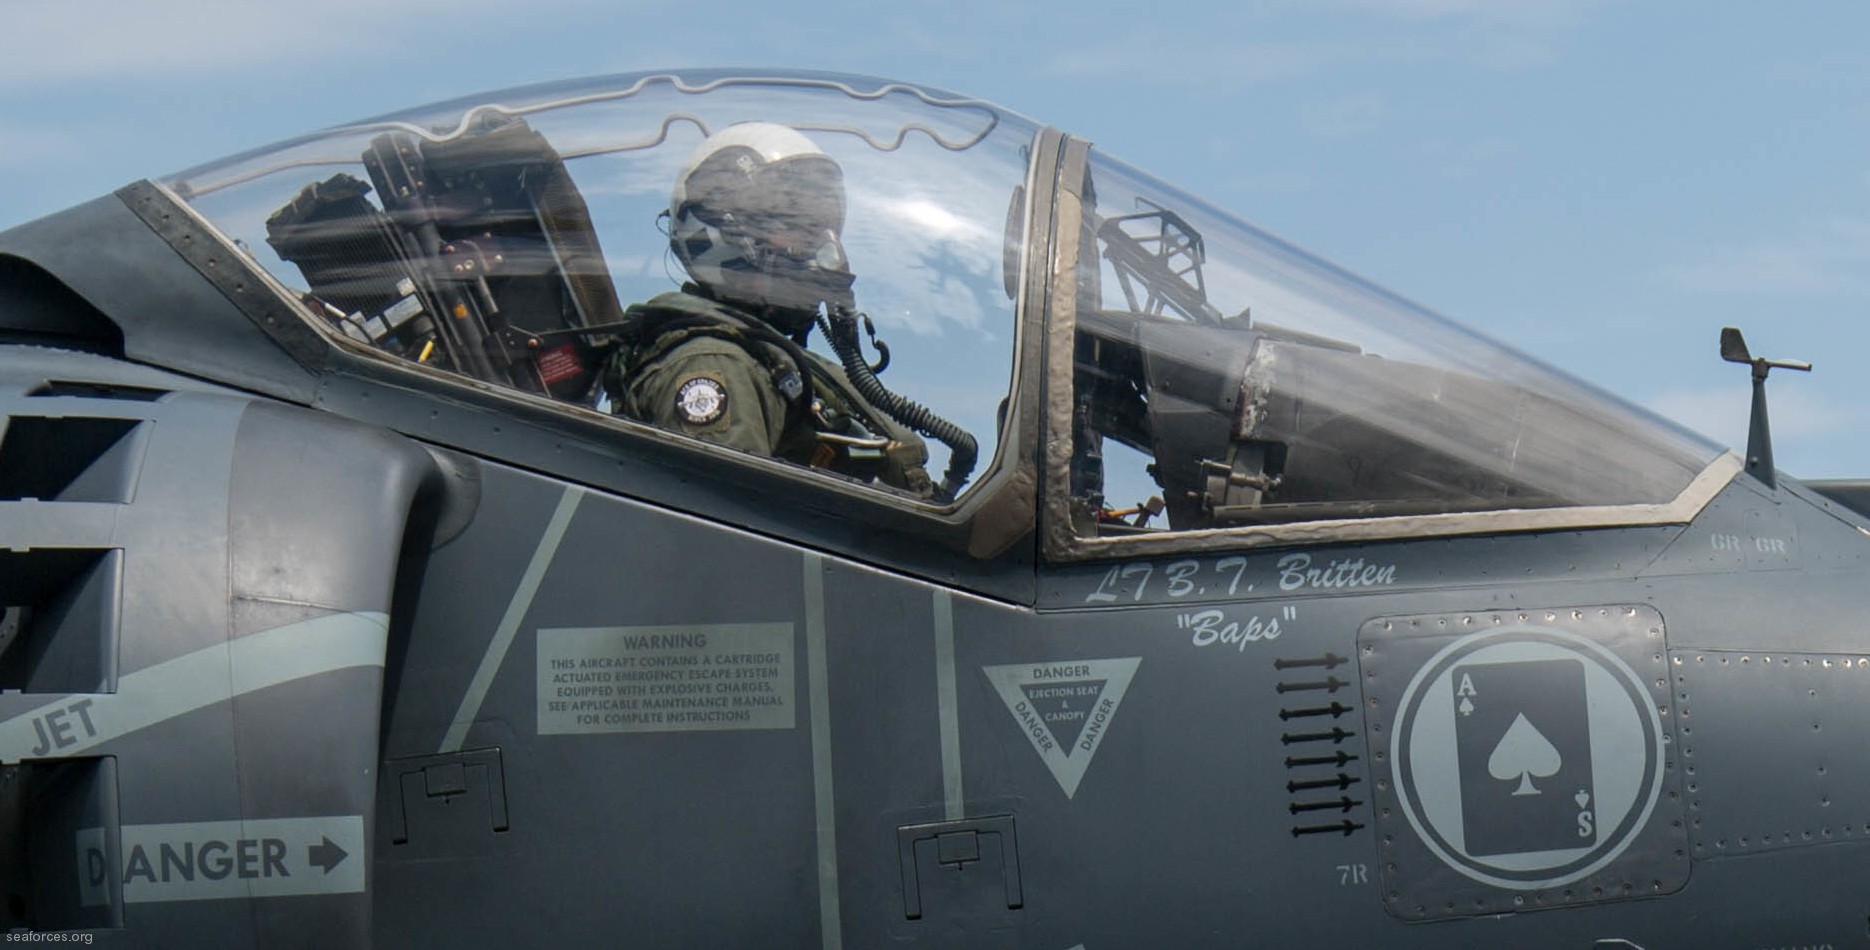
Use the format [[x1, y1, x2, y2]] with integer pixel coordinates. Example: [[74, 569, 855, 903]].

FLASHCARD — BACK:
[[1020, 679, 1106, 748], [983, 658, 1141, 799]]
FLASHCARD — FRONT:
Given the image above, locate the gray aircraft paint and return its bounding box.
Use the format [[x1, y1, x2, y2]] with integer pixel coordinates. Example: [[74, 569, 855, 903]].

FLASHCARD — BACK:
[[10, 73, 1870, 948], [982, 657, 1141, 799], [805, 552, 843, 950], [1387, 623, 1664, 889], [9, 297, 1867, 947], [76, 816, 366, 904], [1675, 647, 1870, 858], [441, 486, 584, 753], [0, 345, 427, 947], [1363, 607, 1686, 919], [535, 622, 796, 734], [0, 612, 387, 762], [934, 589, 965, 821]]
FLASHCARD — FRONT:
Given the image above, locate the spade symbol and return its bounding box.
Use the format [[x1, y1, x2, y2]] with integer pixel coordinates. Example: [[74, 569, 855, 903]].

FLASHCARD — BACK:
[[1488, 713, 1562, 796], [1454, 672, 1479, 717]]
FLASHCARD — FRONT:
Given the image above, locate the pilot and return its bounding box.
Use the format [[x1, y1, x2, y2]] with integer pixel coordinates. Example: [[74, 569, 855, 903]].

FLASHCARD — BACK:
[[606, 122, 935, 496]]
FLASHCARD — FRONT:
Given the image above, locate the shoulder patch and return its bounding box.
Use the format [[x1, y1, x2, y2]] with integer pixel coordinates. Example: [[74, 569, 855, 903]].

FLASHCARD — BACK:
[[675, 375, 728, 424]]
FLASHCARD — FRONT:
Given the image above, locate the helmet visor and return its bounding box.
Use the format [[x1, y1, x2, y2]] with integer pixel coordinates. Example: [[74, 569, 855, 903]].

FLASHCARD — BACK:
[[735, 154, 846, 253]]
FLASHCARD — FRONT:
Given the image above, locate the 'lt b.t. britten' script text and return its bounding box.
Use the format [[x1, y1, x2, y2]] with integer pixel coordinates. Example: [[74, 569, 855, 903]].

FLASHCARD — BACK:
[[1276, 553, 1396, 591]]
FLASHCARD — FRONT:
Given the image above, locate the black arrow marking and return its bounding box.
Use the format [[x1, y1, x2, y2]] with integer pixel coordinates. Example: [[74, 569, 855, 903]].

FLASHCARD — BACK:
[[1281, 727, 1356, 746], [1287, 773, 1361, 794], [1275, 676, 1349, 694], [1285, 751, 1360, 769], [1292, 820, 1365, 838], [1289, 796, 1362, 815], [308, 836, 348, 874], [1273, 653, 1349, 671], [1278, 701, 1353, 721]]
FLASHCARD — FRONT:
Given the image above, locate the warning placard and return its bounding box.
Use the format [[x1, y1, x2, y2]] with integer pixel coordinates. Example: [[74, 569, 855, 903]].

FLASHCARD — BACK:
[[983, 657, 1141, 798], [536, 624, 795, 734], [76, 815, 365, 905]]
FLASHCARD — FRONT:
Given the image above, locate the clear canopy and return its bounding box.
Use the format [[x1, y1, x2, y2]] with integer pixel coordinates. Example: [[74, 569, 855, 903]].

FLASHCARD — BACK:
[[164, 71, 1038, 500], [1068, 151, 1722, 534], [158, 68, 1722, 538]]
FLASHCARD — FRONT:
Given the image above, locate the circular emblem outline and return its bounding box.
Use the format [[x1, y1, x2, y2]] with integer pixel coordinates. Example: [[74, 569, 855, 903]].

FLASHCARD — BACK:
[[674, 376, 727, 425], [1388, 625, 1664, 890]]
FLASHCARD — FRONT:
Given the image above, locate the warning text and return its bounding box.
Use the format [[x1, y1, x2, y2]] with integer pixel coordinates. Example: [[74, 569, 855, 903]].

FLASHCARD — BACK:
[[537, 624, 795, 735]]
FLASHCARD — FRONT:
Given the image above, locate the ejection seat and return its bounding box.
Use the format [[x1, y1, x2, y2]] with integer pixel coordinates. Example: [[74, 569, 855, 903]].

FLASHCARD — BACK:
[[264, 115, 625, 403]]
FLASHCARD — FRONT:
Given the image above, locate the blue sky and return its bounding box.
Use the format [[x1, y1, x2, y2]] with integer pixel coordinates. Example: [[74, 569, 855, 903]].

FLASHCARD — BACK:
[[4, 0, 1867, 477]]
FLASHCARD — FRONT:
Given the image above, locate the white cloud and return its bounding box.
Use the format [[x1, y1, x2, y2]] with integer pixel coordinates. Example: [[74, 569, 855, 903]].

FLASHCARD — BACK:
[[1041, 38, 1369, 87], [1038, 0, 1606, 89], [1648, 384, 1846, 451], [1416, 135, 1517, 180], [1215, 170, 1317, 199], [1750, 388, 1847, 441], [0, 120, 81, 167], [1660, 217, 1870, 294], [0, 0, 602, 86], [1300, 94, 1388, 137], [1320, 0, 1609, 67], [1329, 0, 1604, 23], [1661, 248, 1831, 294]]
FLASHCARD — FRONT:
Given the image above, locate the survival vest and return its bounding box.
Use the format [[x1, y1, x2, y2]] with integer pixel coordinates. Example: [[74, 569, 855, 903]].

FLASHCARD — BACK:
[[605, 289, 934, 496]]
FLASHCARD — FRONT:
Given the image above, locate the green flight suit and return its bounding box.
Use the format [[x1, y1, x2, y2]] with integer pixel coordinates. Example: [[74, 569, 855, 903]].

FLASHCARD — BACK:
[[609, 290, 933, 495]]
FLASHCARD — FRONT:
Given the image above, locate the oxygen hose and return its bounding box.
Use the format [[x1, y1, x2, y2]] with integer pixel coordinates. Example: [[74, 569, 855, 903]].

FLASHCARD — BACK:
[[821, 307, 978, 498]]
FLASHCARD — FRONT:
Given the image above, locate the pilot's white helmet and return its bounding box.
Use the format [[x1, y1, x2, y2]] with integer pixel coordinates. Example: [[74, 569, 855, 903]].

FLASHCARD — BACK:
[[668, 122, 852, 323]]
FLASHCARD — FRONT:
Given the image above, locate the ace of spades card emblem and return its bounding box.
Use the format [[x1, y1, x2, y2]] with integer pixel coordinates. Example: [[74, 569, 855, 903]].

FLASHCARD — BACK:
[[1451, 658, 1595, 856], [1388, 624, 1665, 890], [1489, 714, 1561, 796]]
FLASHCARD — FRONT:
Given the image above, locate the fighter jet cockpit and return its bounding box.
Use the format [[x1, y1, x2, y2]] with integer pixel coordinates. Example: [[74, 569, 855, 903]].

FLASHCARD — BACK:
[[1057, 151, 1725, 548], [9, 63, 1867, 950], [165, 73, 1032, 504], [158, 69, 1728, 554]]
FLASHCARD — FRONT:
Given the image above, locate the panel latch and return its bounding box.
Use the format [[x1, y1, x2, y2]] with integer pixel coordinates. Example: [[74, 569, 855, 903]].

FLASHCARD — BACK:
[[896, 815, 1022, 920]]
